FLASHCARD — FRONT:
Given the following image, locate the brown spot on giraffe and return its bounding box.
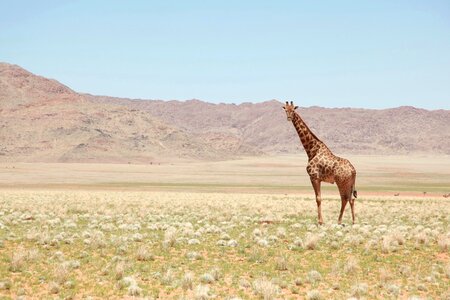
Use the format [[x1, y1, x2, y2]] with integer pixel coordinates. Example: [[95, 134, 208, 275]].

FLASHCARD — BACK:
[[283, 101, 357, 225]]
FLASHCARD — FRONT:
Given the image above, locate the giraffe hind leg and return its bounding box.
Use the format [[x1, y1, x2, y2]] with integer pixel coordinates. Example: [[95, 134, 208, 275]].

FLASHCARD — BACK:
[[349, 197, 355, 224], [338, 197, 348, 225], [350, 176, 357, 223], [337, 181, 354, 224]]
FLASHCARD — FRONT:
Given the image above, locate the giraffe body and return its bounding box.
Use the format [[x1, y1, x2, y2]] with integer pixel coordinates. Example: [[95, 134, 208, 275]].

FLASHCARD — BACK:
[[283, 101, 357, 224], [307, 150, 356, 186]]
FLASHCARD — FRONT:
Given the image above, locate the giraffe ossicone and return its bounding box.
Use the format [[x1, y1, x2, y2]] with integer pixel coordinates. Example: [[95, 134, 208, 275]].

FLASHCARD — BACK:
[[283, 101, 357, 224]]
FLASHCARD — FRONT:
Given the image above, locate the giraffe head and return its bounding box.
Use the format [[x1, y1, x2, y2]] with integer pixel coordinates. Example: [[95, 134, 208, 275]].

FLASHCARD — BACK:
[[283, 101, 298, 121]]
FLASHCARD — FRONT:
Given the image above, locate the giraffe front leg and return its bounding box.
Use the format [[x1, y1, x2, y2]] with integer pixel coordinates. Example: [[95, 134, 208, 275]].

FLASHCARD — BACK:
[[310, 178, 323, 225]]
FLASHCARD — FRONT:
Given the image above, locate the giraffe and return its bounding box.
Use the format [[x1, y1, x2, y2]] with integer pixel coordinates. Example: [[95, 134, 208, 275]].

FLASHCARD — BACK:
[[283, 101, 357, 225]]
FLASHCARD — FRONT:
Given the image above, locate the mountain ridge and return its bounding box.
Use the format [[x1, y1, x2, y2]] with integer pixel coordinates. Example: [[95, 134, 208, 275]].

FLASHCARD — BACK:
[[1, 62, 449, 163]]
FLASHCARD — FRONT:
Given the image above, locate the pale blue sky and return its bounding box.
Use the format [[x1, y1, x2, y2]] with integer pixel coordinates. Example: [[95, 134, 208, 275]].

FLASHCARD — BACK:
[[1, 0, 449, 108]]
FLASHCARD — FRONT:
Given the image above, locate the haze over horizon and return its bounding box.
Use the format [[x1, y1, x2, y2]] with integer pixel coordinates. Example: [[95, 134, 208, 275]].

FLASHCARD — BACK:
[[1, 0, 449, 109]]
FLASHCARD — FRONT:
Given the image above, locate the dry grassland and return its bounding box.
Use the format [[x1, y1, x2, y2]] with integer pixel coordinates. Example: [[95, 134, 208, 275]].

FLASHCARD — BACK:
[[0, 155, 449, 299]]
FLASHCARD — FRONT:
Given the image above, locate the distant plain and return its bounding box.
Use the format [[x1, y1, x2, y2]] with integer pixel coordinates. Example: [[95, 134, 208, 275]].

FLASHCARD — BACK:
[[1, 154, 449, 196]]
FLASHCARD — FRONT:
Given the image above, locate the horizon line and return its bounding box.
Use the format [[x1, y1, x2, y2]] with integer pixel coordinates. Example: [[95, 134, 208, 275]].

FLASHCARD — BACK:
[[2, 61, 448, 112]]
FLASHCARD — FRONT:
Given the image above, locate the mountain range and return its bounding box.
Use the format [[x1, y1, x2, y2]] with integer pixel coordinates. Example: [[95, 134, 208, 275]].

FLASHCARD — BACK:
[[1, 62, 449, 163]]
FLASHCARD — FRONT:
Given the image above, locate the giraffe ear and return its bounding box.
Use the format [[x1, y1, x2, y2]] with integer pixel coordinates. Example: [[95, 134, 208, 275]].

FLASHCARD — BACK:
[[294, 106, 298, 110]]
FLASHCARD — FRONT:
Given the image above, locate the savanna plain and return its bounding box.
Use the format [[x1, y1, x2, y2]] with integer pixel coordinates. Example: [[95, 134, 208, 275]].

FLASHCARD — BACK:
[[0, 155, 449, 299]]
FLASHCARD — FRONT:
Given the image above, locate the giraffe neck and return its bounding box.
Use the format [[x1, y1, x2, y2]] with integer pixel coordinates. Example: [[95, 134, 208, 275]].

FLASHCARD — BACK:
[[291, 111, 325, 159]]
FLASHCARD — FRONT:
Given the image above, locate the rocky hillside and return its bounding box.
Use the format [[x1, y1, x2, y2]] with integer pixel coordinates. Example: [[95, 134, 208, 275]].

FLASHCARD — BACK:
[[88, 97, 450, 155], [0, 63, 255, 163], [1, 62, 449, 163]]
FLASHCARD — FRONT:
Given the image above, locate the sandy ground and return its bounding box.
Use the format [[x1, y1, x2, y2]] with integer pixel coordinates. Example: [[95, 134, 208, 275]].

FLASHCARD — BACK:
[[0, 154, 449, 197]]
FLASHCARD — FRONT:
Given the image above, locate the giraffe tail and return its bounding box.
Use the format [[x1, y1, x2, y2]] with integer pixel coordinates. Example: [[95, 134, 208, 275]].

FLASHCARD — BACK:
[[352, 182, 358, 198]]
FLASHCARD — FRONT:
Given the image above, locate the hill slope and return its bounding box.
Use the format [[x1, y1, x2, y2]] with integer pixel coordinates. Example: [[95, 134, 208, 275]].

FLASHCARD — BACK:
[[0, 63, 254, 162], [1, 62, 449, 163], [89, 97, 450, 155]]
